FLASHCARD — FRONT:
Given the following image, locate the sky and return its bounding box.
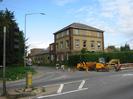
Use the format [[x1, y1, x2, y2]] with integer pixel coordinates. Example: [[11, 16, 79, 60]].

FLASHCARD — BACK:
[[0, 0, 133, 50]]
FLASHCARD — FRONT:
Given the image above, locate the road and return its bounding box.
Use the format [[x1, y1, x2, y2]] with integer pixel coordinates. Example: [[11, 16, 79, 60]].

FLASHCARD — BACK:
[[34, 70, 133, 99], [0, 66, 133, 99]]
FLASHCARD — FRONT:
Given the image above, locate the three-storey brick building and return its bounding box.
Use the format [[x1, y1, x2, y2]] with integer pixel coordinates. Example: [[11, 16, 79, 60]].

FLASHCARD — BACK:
[[51, 23, 104, 62]]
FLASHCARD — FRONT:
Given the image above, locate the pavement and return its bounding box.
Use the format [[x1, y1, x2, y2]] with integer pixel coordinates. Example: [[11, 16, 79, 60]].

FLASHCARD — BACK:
[[0, 66, 56, 98], [0, 66, 56, 85]]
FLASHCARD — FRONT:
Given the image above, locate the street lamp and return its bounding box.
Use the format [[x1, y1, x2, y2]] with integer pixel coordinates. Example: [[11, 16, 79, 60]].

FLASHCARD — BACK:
[[24, 13, 45, 67]]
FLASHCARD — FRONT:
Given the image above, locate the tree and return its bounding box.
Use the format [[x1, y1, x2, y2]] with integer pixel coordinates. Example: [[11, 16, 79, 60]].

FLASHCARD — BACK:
[[106, 45, 119, 52], [0, 9, 24, 66], [81, 48, 87, 54], [120, 44, 130, 51]]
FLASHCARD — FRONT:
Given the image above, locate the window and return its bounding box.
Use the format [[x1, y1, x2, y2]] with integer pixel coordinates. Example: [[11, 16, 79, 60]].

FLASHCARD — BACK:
[[56, 43, 59, 49], [57, 55, 59, 61], [75, 39, 80, 48], [50, 45, 53, 51], [56, 34, 59, 39], [61, 54, 64, 61], [66, 30, 69, 35], [60, 41, 63, 49], [97, 32, 100, 37], [83, 40, 87, 48], [74, 29, 79, 35], [66, 53, 69, 60], [91, 41, 95, 48], [14, 45, 19, 49], [51, 55, 54, 61], [66, 40, 69, 48], [97, 41, 101, 49], [61, 32, 64, 37]]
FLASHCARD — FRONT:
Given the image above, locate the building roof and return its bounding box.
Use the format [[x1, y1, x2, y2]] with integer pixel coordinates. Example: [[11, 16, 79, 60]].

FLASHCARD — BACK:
[[54, 23, 104, 34], [30, 48, 49, 56]]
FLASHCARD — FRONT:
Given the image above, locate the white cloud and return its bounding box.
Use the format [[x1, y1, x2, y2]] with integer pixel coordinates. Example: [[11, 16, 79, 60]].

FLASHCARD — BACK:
[[29, 41, 49, 50], [68, 0, 133, 48], [98, 0, 133, 36], [53, 0, 78, 6]]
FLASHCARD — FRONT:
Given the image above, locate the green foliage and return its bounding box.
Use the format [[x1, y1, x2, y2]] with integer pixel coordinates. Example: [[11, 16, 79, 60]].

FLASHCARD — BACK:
[[120, 44, 130, 51], [0, 66, 36, 81], [0, 9, 24, 66], [81, 48, 87, 54], [107, 45, 120, 52], [68, 51, 133, 67]]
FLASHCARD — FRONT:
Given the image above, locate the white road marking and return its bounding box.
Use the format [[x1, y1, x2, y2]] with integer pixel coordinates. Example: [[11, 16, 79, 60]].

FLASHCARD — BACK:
[[37, 88, 88, 99], [122, 74, 133, 77], [57, 84, 64, 94], [78, 80, 86, 90], [42, 79, 85, 88]]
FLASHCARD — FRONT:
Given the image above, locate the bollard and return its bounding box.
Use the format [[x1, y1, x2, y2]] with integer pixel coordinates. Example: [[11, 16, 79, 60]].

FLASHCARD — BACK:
[[26, 72, 32, 88]]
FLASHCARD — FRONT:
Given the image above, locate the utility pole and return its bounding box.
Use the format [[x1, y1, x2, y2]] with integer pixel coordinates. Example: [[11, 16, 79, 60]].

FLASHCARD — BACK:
[[3, 26, 7, 96]]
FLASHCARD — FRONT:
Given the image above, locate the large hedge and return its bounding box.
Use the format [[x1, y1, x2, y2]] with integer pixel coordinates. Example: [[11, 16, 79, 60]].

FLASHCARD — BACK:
[[68, 51, 133, 67]]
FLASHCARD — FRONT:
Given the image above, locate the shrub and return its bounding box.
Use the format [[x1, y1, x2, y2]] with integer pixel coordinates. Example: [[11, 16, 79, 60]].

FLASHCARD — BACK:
[[0, 66, 36, 81], [68, 51, 133, 67]]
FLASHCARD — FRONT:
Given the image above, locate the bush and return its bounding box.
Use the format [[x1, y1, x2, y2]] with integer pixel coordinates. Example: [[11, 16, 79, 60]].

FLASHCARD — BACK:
[[68, 51, 133, 67], [0, 66, 36, 81]]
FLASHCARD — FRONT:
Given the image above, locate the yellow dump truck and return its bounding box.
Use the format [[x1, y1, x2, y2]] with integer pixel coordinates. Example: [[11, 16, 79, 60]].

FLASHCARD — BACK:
[[96, 63, 109, 72], [77, 62, 96, 71]]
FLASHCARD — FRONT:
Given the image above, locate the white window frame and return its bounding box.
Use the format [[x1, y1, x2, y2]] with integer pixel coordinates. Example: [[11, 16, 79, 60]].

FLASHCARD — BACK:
[[66, 40, 69, 48], [97, 32, 100, 37], [75, 39, 80, 48], [56, 43, 58, 49], [57, 55, 59, 61], [74, 29, 79, 35], [51, 55, 54, 61], [61, 32, 64, 37], [91, 41, 95, 48], [66, 30, 69, 35], [60, 41, 63, 49], [83, 40, 87, 48], [50, 45, 53, 51], [97, 41, 101, 49]]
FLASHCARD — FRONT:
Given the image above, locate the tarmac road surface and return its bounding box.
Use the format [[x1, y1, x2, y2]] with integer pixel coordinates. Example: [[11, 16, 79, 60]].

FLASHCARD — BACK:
[[0, 66, 133, 99]]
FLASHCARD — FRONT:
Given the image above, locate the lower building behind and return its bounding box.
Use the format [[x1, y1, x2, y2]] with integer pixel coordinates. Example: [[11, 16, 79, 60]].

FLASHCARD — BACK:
[[29, 48, 50, 65]]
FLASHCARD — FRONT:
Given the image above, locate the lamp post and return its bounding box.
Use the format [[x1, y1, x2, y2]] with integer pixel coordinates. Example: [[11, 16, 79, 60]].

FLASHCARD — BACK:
[[24, 13, 45, 67]]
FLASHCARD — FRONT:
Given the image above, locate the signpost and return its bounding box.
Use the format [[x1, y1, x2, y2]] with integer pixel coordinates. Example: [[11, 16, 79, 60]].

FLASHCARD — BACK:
[[3, 26, 7, 95]]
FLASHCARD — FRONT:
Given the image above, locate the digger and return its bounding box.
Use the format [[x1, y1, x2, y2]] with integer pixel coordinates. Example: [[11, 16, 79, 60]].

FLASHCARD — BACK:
[[96, 58, 122, 72]]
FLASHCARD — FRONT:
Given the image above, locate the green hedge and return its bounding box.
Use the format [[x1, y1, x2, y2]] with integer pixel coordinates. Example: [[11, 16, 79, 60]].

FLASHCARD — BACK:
[[68, 51, 133, 67]]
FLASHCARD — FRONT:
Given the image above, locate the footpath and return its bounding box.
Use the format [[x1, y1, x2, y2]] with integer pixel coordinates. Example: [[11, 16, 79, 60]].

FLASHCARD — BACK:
[[0, 66, 57, 99]]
